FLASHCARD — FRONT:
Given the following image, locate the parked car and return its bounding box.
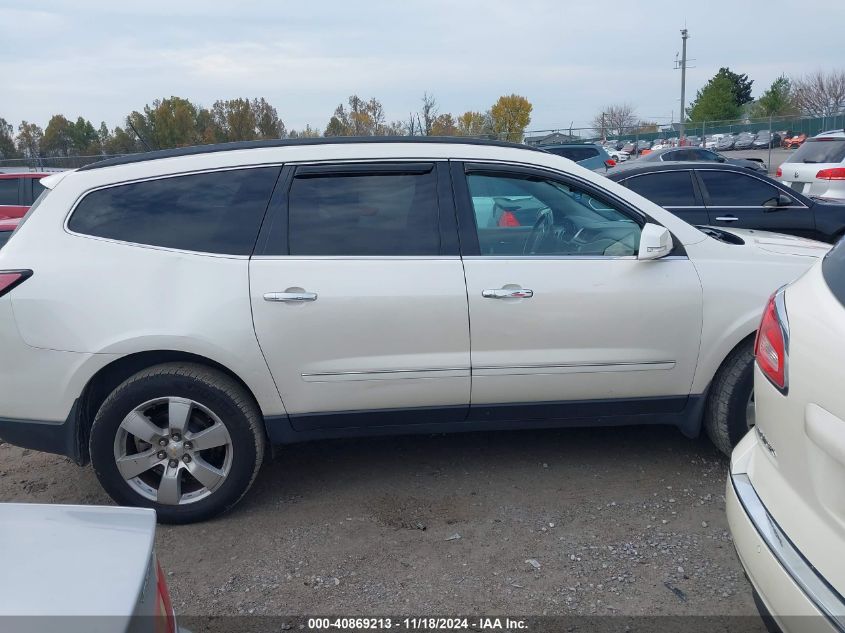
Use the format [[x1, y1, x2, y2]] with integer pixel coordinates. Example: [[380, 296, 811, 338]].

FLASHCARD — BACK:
[[703, 135, 719, 149], [606, 148, 629, 162], [632, 146, 768, 173], [636, 139, 652, 153], [727, 240, 845, 632], [682, 135, 701, 147], [752, 130, 781, 149], [610, 161, 845, 242], [0, 172, 49, 219], [0, 217, 19, 249], [1, 503, 178, 632], [0, 137, 827, 522], [716, 134, 737, 151], [734, 132, 757, 150], [777, 131, 845, 199], [622, 141, 637, 154], [540, 143, 617, 171], [650, 140, 669, 151], [781, 133, 807, 149]]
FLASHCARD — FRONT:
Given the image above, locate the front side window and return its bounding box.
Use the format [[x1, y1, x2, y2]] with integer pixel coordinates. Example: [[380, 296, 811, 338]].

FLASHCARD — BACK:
[[68, 167, 280, 255], [467, 173, 641, 257], [0, 178, 18, 206], [698, 170, 780, 207], [288, 169, 440, 256], [624, 171, 697, 207]]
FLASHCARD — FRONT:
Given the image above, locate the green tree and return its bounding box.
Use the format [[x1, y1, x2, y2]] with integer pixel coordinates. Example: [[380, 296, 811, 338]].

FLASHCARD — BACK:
[[324, 96, 388, 136], [42, 114, 75, 156], [104, 126, 140, 154], [751, 76, 797, 118], [68, 117, 99, 154], [252, 98, 285, 139], [0, 117, 18, 158], [686, 74, 742, 123], [715, 67, 754, 106], [490, 94, 533, 142], [16, 121, 44, 158], [130, 97, 201, 149]]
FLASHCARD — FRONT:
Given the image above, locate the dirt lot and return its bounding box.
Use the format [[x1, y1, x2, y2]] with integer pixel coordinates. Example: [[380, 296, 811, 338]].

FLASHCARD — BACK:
[[0, 424, 762, 622]]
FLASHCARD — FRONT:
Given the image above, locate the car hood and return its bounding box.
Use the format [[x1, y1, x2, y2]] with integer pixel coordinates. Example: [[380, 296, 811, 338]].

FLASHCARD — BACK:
[[715, 227, 831, 257], [0, 503, 156, 617]]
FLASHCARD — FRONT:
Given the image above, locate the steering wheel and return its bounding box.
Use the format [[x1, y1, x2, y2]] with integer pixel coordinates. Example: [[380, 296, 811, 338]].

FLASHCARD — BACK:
[[523, 208, 554, 255]]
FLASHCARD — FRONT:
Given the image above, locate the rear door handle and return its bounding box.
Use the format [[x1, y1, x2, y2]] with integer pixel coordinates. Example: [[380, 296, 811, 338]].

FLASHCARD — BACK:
[[715, 216, 739, 222], [263, 292, 318, 302], [482, 288, 534, 299]]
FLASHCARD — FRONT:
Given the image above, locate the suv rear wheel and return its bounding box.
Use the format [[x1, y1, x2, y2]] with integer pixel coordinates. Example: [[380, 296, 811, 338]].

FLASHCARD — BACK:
[[704, 340, 755, 456], [89, 363, 265, 524]]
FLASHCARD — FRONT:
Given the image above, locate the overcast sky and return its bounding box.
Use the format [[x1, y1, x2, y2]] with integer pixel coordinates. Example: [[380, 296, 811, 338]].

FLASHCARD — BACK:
[[2, 0, 843, 134]]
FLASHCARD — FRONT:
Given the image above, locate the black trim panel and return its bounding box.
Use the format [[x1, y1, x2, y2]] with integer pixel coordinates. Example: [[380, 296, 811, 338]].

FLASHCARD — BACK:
[[0, 400, 82, 464], [269, 395, 704, 442], [295, 162, 433, 176]]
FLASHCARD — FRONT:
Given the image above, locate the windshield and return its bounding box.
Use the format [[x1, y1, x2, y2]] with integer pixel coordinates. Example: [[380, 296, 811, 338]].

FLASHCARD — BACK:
[[790, 139, 845, 164]]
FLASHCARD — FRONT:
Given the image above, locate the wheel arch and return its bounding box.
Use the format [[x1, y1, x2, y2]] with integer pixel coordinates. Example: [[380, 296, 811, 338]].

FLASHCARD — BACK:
[[76, 350, 269, 464]]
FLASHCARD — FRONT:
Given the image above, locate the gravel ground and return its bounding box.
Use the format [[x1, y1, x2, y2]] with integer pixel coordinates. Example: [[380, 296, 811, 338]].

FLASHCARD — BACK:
[[0, 425, 761, 621]]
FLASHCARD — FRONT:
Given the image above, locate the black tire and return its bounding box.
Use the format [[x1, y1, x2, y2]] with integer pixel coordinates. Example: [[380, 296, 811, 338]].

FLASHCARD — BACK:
[[89, 363, 265, 524], [704, 340, 755, 456]]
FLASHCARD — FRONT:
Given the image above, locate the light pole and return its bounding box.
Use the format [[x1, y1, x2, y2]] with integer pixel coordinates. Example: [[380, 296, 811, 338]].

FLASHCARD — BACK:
[[675, 29, 690, 141]]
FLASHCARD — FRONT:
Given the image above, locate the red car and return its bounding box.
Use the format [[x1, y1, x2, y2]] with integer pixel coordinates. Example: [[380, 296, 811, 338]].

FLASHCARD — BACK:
[[0, 172, 50, 219], [0, 217, 20, 248]]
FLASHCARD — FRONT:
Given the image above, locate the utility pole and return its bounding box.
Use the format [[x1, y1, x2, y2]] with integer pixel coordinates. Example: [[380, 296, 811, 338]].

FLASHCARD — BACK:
[[675, 28, 690, 142]]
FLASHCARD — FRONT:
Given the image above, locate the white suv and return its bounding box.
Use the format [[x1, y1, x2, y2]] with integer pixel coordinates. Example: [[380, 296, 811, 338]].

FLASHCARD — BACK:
[[778, 130, 845, 199], [0, 138, 830, 523]]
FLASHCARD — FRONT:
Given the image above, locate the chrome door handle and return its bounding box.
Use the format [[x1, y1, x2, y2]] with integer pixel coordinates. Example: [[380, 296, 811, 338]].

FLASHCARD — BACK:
[[482, 288, 534, 299], [263, 292, 318, 302], [715, 216, 739, 222]]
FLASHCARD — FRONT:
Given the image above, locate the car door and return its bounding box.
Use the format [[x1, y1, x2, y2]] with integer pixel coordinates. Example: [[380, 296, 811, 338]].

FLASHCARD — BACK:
[[696, 168, 817, 238], [453, 162, 703, 422], [250, 162, 471, 431], [618, 169, 710, 225]]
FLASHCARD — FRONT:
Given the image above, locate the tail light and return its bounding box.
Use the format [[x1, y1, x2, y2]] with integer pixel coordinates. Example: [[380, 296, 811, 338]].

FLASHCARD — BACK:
[[605, 159, 616, 167], [497, 210, 521, 227], [754, 290, 789, 392], [0, 270, 32, 299], [154, 558, 176, 633], [775, 167, 782, 178], [816, 167, 845, 180]]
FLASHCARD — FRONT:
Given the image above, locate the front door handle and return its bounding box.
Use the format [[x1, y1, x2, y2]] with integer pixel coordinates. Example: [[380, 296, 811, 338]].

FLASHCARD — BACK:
[[264, 292, 318, 302], [482, 288, 534, 299], [715, 216, 739, 222]]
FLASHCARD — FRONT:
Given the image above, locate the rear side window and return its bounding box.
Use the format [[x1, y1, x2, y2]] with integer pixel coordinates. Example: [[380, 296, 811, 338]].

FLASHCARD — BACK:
[[545, 147, 600, 163], [69, 167, 280, 255], [0, 178, 18, 205], [624, 171, 698, 207], [288, 169, 440, 256], [698, 170, 778, 206], [790, 139, 845, 164], [0, 231, 10, 248]]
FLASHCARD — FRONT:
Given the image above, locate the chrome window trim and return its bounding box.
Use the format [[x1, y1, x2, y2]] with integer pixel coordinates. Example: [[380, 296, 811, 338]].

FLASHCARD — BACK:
[[731, 473, 845, 631]]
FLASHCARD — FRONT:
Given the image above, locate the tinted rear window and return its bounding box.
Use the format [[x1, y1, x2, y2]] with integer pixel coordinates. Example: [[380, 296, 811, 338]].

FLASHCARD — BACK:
[[790, 139, 845, 164], [0, 231, 10, 248], [545, 147, 600, 162], [0, 178, 18, 205], [823, 238, 845, 307], [624, 171, 698, 206], [69, 167, 280, 255]]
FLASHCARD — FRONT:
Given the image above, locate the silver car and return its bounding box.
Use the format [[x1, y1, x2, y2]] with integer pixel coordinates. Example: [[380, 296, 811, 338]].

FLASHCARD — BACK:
[[0, 503, 178, 633]]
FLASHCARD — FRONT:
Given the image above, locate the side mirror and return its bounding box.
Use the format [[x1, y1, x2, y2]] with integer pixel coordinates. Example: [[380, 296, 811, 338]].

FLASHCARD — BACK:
[[716, 156, 726, 163], [763, 194, 793, 211], [638, 223, 674, 260]]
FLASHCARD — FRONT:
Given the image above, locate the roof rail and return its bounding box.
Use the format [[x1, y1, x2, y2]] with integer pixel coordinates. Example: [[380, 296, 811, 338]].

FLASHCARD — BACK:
[[78, 136, 543, 171]]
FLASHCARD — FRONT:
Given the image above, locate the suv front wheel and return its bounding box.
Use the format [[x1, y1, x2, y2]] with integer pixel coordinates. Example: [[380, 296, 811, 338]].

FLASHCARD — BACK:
[[89, 363, 265, 524]]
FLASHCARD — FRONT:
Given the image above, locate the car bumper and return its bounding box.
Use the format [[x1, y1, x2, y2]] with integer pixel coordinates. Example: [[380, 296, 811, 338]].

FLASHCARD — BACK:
[[727, 433, 845, 633], [0, 400, 83, 464]]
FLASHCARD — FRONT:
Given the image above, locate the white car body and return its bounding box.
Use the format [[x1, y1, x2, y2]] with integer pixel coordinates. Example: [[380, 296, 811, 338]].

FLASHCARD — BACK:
[[606, 149, 629, 162], [728, 248, 845, 632], [0, 503, 177, 632], [0, 138, 830, 520], [778, 131, 845, 199]]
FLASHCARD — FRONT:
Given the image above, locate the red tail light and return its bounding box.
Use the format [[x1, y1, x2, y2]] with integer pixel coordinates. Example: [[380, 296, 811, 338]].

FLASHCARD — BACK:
[[498, 210, 521, 227], [605, 159, 616, 167], [775, 167, 782, 178], [154, 559, 176, 633], [754, 291, 789, 392], [0, 270, 32, 298], [816, 167, 845, 180]]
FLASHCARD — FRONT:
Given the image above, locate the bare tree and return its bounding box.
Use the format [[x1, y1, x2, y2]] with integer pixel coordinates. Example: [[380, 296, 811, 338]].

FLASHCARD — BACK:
[[591, 104, 638, 138], [792, 70, 845, 117], [421, 93, 438, 135]]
